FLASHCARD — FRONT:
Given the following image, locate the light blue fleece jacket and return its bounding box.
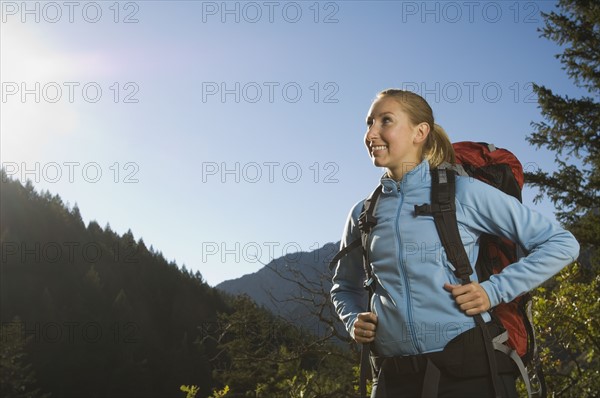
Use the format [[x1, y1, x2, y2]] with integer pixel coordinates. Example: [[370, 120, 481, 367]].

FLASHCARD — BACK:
[[330, 159, 579, 357]]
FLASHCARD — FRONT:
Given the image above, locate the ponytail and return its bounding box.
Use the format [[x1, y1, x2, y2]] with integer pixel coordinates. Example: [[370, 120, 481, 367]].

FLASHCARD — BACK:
[[423, 123, 455, 168]]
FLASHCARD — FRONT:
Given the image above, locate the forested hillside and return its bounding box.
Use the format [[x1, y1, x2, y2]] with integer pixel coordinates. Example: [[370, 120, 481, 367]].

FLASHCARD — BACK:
[[0, 170, 228, 397], [0, 171, 357, 398]]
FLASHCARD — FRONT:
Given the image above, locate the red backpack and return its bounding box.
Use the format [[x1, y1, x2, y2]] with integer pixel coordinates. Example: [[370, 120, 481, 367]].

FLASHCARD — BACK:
[[453, 141, 530, 357]]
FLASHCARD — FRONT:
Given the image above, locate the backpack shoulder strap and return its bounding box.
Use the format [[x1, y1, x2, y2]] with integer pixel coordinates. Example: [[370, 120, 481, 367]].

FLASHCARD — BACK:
[[357, 184, 382, 398], [358, 185, 383, 292], [415, 167, 472, 283], [328, 185, 383, 276], [328, 239, 361, 270]]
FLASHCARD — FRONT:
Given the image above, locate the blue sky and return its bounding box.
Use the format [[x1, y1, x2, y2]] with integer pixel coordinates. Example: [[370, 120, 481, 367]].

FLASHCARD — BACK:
[[1, 0, 583, 285]]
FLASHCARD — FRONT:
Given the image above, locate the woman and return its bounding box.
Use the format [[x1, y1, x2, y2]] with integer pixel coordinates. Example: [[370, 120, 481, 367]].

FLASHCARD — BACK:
[[330, 89, 580, 397]]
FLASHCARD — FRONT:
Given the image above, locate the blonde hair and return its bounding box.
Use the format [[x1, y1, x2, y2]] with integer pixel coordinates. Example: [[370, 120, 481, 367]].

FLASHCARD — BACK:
[[376, 89, 455, 168]]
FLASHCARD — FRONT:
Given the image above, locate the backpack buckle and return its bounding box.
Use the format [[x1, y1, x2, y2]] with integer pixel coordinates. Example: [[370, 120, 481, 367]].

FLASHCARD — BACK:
[[363, 276, 376, 291], [358, 213, 377, 233], [414, 204, 431, 216]]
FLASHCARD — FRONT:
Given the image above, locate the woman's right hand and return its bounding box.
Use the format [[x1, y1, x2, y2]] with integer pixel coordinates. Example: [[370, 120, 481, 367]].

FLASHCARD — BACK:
[[352, 312, 378, 344]]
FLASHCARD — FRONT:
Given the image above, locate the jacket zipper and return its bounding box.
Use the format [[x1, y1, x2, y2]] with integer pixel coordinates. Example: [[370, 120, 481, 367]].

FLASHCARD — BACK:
[[395, 180, 420, 354]]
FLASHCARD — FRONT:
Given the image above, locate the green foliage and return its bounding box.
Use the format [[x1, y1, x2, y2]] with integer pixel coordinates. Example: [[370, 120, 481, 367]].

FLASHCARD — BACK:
[[0, 318, 50, 398], [181, 384, 229, 398], [533, 263, 599, 396], [351, 365, 373, 397], [209, 385, 230, 398], [252, 347, 354, 398], [180, 384, 200, 398], [209, 295, 358, 397]]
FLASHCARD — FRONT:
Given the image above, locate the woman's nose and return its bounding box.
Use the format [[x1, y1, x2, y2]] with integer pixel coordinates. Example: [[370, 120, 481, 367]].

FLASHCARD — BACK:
[[366, 124, 378, 141]]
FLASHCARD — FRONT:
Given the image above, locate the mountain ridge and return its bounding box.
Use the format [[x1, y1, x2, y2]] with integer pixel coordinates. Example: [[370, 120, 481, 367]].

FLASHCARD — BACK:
[[216, 241, 347, 338]]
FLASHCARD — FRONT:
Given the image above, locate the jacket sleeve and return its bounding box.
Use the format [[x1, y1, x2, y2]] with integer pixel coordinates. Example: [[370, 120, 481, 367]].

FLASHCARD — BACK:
[[330, 201, 368, 337], [456, 177, 580, 308]]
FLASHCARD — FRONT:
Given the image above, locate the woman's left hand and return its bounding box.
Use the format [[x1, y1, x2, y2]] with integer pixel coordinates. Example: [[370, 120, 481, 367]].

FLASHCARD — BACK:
[[444, 282, 491, 315]]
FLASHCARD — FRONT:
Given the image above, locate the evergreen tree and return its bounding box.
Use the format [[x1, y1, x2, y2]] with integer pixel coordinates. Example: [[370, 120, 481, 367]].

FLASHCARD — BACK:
[[84, 265, 102, 291], [0, 318, 49, 398], [526, 0, 600, 252]]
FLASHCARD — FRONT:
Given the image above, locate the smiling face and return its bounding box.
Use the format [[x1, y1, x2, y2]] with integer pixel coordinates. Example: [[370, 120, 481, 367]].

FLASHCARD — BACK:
[[365, 96, 430, 180]]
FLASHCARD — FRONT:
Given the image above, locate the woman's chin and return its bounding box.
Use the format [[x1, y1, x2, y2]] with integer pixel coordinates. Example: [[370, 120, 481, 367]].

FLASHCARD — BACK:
[[372, 158, 385, 168]]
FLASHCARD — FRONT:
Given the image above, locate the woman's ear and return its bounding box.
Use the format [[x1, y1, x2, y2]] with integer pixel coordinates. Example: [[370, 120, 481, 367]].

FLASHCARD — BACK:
[[413, 122, 430, 144]]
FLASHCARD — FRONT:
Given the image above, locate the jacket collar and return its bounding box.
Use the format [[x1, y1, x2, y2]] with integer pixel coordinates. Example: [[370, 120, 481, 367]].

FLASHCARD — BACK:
[[380, 159, 430, 193]]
